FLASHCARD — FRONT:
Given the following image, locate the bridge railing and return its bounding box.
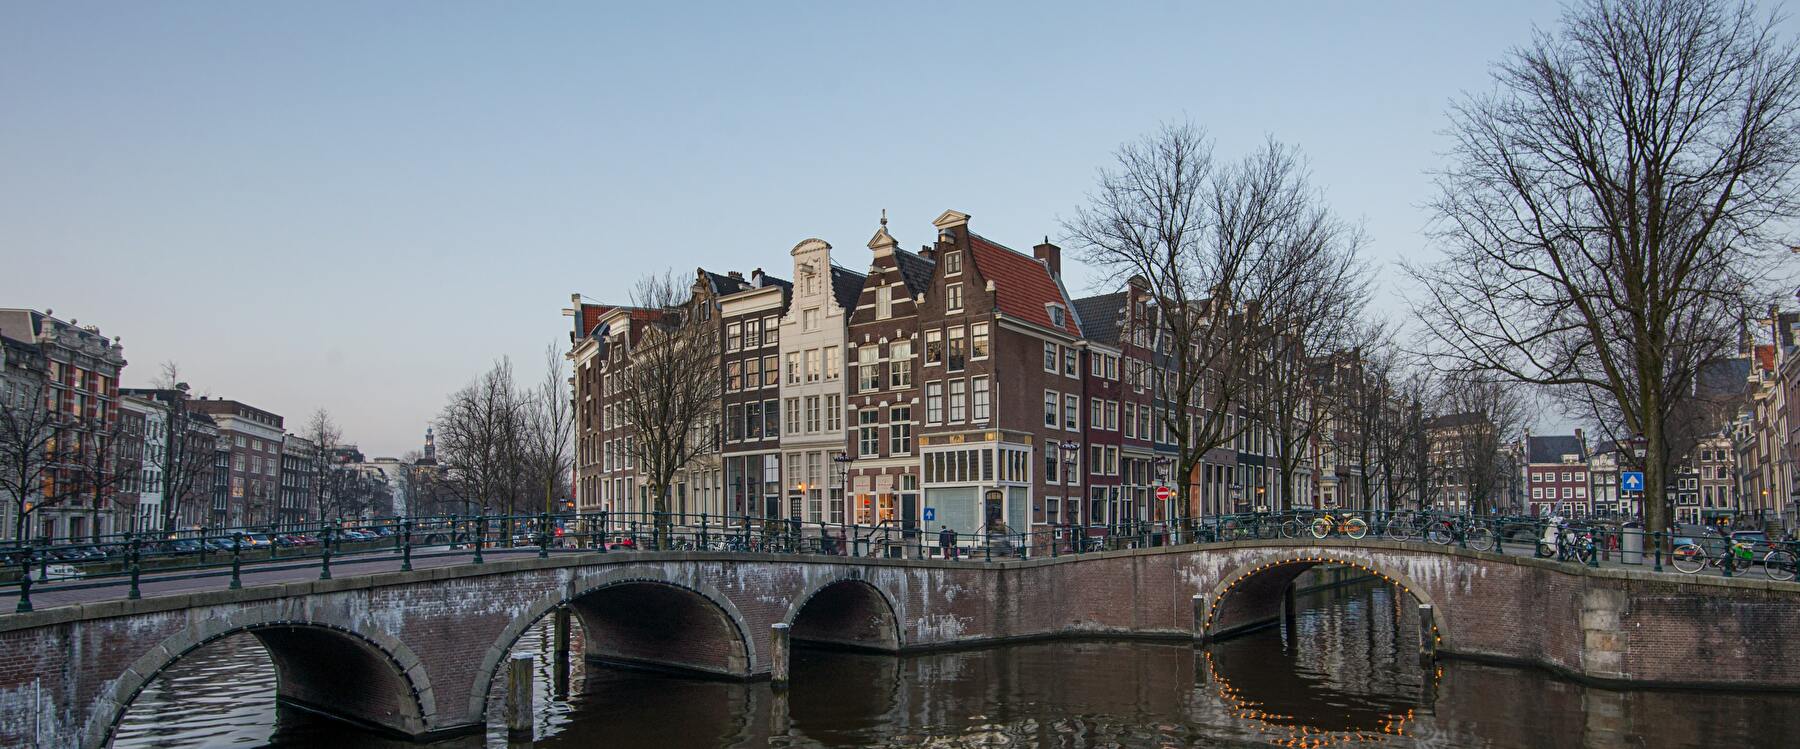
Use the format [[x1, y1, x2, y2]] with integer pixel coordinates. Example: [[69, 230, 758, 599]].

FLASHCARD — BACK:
[[0, 508, 1766, 613]]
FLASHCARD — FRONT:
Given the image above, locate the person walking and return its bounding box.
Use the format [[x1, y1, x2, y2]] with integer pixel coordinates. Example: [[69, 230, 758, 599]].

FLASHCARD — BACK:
[[938, 525, 956, 560]]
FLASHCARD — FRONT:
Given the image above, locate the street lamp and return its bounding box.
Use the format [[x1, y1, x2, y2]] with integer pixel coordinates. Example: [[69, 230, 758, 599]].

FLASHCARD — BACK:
[[1153, 455, 1174, 523], [832, 452, 854, 527]]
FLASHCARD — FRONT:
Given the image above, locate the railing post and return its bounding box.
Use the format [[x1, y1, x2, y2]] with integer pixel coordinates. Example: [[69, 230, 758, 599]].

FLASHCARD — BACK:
[[127, 534, 142, 600], [474, 516, 487, 564], [1587, 532, 1601, 569], [15, 548, 33, 613], [539, 512, 551, 559], [317, 526, 332, 580], [701, 513, 710, 550], [1653, 531, 1664, 573], [401, 519, 413, 572], [230, 532, 244, 589]]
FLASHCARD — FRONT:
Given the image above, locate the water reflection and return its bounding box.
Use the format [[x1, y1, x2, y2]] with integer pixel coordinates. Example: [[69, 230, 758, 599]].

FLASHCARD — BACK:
[[113, 579, 1799, 748]]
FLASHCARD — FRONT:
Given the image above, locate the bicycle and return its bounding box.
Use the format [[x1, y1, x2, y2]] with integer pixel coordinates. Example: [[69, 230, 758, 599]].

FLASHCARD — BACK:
[[1384, 514, 1419, 541], [1764, 541, 1798, 582], [1423, 515, 1494, 551], [1672, 536, 1754, 575], [1310, 512, 1368, 540]]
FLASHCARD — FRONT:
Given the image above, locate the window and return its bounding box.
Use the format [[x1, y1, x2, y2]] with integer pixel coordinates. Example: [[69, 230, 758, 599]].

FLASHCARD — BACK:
[[765, 399, 780, 438], [786, 398, 801, 435], [826, 394, 841, 431], [786, 352, 801, 385], [1106, 401, 1118, 431], [927, 382, 945, 424], [805, 349, 821, 383], [1562, 487, 1573, 499], [890, 340, 913, 389], [946, 283, 964, 312], [876, 286, 892, 319], [745, 401, 762, 439], [1124, 403, 1137, 439], [972, 376, 990, 421], [1064, 394, 1080, 430], [1049, 305, 1065, 327], [743, 319, 760, 349], [971, 323, 989, 360], [763, 355, 779, 387], [1063, 347, 1077, 377], [1044, 390, 1059, 428], [947, 326, 966, 371], [1091, 445, 1104, 476], [824, 346, 840, 380], [1045, 450, 1060, 483], [890, 407, 912, 455], [1562, 472, 1572, 482], [763, 316, 780, 346], [802, 308, 820, 331], [1044, 343, 1058, 372], [806, 396, 821, 433], [726, 322, 742, 351], [926, 330, 944, 365], [857, 347, 880, 392], [949, 379, 966, 422], [859, 410, 880, 456], [1091, 398, 1104, 429], [1105, 355, 1117, 380], [944, 250, 962, 275], [744, 358, 761, 389]]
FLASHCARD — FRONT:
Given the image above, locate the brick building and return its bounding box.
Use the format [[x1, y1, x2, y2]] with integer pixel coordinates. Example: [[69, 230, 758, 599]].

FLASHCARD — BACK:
[[279, 435, 318, 528], [186, 397, 285, 527], [718, 268, 790, 519], [843, 216, 936, 530], [1526, 432, 1590, 517], [0, 309, 129, 541]]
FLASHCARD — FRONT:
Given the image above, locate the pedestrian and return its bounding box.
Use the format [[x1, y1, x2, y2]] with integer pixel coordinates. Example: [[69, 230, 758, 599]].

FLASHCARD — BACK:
[[938, 525, 956, 560]]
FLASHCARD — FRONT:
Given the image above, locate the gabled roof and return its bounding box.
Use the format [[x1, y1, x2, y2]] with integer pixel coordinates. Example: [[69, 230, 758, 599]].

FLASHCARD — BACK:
[[1427, 411, 1486, 430], [894, 248, 936, 297], [831, 265, 867, 312], [969, 235, 1082, 337], [1527, 434, 1588, 464], [1072, 292, 1128, 345], [701, 269, 749, 296]]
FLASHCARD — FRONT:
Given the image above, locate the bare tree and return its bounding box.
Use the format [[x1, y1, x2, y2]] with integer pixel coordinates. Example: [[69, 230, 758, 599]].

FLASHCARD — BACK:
[[1408, 0, 1800, 535], [435, 359, 529, 515], [304, 408, 345, 520], [1, 379, 62, 540], [528, 343, 575, 516], [1338, 323, 1434, 511], [616, 272, 720, 536], [1430, 375, 1531, 515], [1066, 124, 1367, 518]]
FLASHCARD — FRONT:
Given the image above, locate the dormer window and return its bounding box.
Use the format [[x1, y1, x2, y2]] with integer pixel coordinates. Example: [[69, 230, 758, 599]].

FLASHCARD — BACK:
[[1047, 304, 1066, 328]]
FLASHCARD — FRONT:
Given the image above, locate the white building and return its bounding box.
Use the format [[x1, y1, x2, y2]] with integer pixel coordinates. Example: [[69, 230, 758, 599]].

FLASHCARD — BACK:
[[121, 395, 168, 531], [776, 238, 864, 523]]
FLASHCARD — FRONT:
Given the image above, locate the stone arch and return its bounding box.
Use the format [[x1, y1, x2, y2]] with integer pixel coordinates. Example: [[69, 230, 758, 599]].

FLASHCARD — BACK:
[[89, 606, 433, 748], [466, 565, 757, 720], [1201, 550, 1452, 650], [782, 574, 903, 652]]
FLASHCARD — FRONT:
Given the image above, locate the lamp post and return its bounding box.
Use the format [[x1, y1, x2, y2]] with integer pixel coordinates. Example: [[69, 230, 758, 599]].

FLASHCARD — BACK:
[[832, 452, 853, 555]]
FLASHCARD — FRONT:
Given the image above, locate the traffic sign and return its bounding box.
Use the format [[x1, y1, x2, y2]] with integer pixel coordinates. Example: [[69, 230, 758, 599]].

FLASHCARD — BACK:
[[1155, 485, 1174, 501], [923, 507, 937, 522], [1621, 471, 1645, 492]]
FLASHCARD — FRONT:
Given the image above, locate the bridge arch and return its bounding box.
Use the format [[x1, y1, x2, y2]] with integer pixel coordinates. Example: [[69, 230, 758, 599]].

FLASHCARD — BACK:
[[783, 575, 903, 652], [89, 607, 433, 748], [1201, 550, 1451, 650], [466, 566, 757, 720]]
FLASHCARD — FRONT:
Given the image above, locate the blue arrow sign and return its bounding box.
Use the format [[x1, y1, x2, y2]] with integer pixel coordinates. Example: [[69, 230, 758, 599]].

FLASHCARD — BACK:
[[1621, 471, 1644, 492], [923, 507, 937, 522]]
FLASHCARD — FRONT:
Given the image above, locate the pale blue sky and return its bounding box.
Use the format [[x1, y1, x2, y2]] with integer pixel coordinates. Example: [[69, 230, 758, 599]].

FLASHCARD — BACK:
[[2, 1, 1625, 455]]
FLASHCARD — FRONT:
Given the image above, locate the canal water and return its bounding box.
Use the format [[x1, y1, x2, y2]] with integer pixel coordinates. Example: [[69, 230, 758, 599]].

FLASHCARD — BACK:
[[112, 579, 1798, 748]]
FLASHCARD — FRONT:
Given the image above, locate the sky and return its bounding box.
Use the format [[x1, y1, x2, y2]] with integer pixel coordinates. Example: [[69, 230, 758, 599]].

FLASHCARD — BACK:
[[1, 1, 1627, 456]]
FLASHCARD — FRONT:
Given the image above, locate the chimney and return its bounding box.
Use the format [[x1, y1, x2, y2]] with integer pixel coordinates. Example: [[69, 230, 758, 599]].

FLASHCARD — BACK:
[[1033, 237, 1061, 278], [728, 271, 744, 282], [920, 244, 936, 262], [751, 268, 765, 288]]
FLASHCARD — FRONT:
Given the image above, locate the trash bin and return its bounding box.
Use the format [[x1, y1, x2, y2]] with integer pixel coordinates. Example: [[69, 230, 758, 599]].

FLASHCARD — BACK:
[[1620, 523, 1644, 565]]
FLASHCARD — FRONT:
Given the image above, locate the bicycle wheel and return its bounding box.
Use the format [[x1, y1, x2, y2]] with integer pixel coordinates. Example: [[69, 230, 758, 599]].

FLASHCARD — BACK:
[[1344, 518, 1368, 539], [1426, 524, 1454, 546], [1765, 549, 1797, 582], [1256, 520, 1280, 540], [1671, 544, 1706, 574], [1310, 518, 1332, 539], [1385, 518, 1414, 541], [1281, 520, 1303, 539], [1461, 525, 1491, 551]]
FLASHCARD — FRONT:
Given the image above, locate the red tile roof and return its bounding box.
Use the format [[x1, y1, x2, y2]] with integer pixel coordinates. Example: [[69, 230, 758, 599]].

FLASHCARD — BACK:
[[969, 235, 1081, 337], [579, 304, 613, 337], [1756, 344, 1777, 373]]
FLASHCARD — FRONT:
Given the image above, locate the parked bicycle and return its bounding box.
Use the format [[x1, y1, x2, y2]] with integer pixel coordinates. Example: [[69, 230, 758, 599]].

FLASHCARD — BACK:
[[1672, 535, 1754, 575], [1424, 514, 1494, 551], [1310, 512, 1369, 540]]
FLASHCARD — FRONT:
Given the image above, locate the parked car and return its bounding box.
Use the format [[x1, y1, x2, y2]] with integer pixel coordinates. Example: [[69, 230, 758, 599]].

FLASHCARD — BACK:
[[35, 563, 83, 581]]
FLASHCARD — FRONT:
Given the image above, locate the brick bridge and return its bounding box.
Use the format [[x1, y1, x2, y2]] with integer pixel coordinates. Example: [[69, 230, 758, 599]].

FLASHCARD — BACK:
[[3, 539, 1798, 748]]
